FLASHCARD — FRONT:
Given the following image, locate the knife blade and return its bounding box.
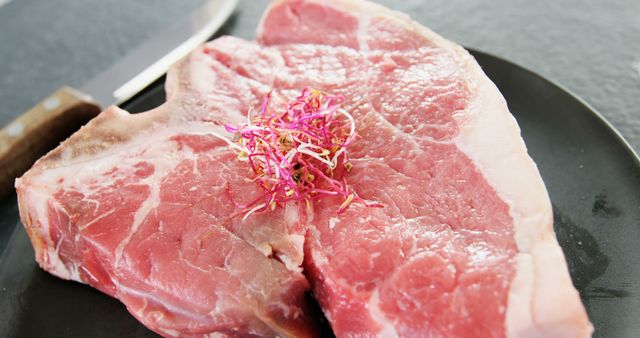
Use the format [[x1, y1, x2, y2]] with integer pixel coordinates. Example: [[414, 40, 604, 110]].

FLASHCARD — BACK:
[[0, 0, 238, 198]]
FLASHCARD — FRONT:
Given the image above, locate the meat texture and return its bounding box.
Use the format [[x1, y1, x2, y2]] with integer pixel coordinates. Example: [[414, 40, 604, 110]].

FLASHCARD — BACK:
[[16, 38, 317, 338], [16, 0, 592, 337], [257, 1, 593, 336]]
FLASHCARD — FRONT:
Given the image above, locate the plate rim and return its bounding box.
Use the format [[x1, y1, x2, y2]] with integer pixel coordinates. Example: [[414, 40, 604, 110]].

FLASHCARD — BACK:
[[468, 47, 640, 169]]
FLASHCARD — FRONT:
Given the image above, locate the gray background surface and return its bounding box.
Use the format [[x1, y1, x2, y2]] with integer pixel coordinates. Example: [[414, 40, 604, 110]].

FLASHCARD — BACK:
[[1, 0, 638, 153]]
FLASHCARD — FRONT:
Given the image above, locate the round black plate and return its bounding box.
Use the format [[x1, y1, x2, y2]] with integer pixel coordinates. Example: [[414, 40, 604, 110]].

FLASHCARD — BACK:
[[1, 50, 638, 338]]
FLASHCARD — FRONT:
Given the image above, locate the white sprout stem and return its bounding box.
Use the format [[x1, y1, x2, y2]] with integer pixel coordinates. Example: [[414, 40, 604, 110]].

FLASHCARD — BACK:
[[284, 149, 298, 164], [241, 125, 270, 132], [337, 108, 356, 141], [298, 142, 326, 152], [297, 144, 334, 167], [330, 147, 346, 167], [201, 131, 245, 152], [242, 203, 266, 222]]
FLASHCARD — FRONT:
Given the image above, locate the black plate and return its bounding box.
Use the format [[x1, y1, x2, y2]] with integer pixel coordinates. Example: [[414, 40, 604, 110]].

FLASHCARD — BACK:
[[1, 50, 639, 338]]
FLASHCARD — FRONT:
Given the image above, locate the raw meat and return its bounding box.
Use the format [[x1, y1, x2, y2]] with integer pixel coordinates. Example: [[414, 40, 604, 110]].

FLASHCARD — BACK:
[[16, 52, 318, 337], [259, 0, 593, 336], [16, 0, 592, 337]]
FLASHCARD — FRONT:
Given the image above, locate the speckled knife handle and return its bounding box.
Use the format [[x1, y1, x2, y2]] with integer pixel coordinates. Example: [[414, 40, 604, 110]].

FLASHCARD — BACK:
[[0, 87, 101, 199]]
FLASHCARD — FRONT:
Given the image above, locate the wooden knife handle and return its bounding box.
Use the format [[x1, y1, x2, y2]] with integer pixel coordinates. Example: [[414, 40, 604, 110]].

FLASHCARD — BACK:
[[0, 86, 102, 199]]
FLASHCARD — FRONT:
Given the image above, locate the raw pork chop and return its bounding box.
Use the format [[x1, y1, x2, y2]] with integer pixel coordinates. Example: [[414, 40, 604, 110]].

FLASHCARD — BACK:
[[258, 0, 593, 336], [16, 0, 592, 337], [16, 51, 319, 337]]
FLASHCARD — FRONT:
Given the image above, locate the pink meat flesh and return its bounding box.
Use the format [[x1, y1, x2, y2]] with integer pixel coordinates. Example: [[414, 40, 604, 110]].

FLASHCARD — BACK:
[[16, 0, 592, 337]]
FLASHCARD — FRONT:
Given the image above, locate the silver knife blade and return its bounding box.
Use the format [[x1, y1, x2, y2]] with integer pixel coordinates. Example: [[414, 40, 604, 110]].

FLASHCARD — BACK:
[[81, 0, 238, 108]]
